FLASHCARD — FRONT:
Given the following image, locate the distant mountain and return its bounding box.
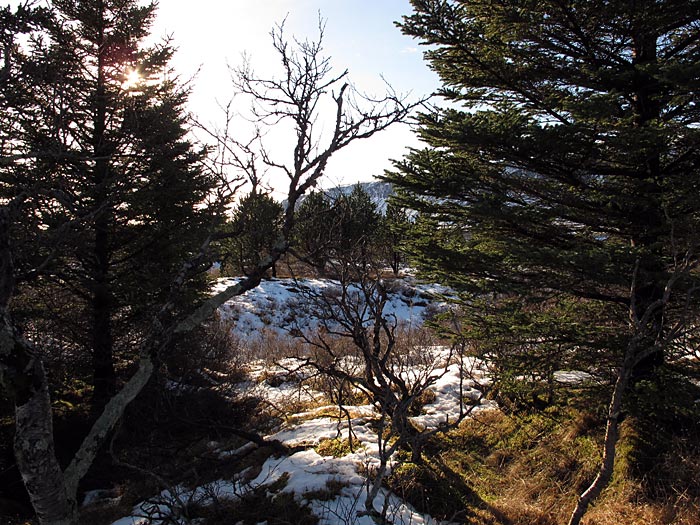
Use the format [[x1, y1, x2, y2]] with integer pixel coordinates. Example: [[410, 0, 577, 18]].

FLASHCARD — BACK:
[[290, 180, 394, 214]]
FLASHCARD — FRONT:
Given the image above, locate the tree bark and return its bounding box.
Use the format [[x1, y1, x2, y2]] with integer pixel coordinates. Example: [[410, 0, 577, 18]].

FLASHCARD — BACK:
[[14, 354, 78, 525], [64, 353, 155, 499], [91, 270, 115, 403], [567, 262, 676, 525], [629, 22, 665, 383], [567, 357, 632, 525], [1, 208, 76, 525]]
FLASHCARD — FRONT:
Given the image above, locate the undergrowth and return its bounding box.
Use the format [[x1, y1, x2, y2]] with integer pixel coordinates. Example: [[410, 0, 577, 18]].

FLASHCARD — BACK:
[[190, 472, 318, 525], [388, 402, 700, 525]]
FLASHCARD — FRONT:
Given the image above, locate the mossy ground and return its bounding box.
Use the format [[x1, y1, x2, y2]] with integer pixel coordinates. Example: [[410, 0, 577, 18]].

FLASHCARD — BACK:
[[387, 397, 700, 525]]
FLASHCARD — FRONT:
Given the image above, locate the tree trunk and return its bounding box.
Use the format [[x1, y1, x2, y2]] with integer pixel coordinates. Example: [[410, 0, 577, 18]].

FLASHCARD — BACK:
[[567, 355, 634, 525], [14, 356, 78, 525], [90, 2, 116, 404], [1, 208, 77, 525], [391, 251, 400, 277], [64, 353, 155, 500], [91, 261, 115, 403], [629, 24, 664, 383], [365, 459, 388, 517]]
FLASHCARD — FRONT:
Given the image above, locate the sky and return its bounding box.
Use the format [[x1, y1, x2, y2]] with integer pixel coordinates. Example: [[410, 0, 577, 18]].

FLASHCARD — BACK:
[[150, 0, 441, 193], [4, 0, 441, 194]]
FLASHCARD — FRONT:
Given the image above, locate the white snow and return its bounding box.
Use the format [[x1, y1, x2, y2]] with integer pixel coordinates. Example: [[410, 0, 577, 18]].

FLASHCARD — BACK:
[[410, 354, 496, 430], [213, 277, 452, 341], [109, 277, 497, 525], [111, 346, 487, 525], [553, 370, 595, 384]]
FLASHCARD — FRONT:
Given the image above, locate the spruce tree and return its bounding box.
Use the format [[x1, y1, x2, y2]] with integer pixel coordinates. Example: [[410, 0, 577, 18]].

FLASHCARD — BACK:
[[380, 199, 410, 276], [388, 4, 700, 515], [387, 1, 700, 395], [222, 190, 283, 277], [291, 185, 382, 275], [334, 184, 381, 267], [2, 0, 217, 402], [292, 190, 336, 275]]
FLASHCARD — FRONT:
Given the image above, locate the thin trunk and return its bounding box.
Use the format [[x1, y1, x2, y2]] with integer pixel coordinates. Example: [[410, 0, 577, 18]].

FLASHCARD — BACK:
[[568, 359, 632, 525], [629, 277, 664, 382], [91, 1, 115, 403], [365, 460, 389, 517], [391, 251, 400, 277], [365, 423, 392, 517], [64, 353, 155, 499]]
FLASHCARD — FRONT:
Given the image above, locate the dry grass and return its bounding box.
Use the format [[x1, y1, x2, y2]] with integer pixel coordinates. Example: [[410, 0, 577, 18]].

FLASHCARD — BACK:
[[406, 408, 700, 525], [235, 327, 310, 364]]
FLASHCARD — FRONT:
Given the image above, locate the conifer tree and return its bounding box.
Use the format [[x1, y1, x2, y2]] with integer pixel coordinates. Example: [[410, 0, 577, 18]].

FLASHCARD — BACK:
[[292, 190, 336, 275], [292, 185, 382, 275], [1, 11, 415, 523], [334, 183, 381, 267], [386, 0, 700, 520], [389, 0, 700, 379], [222, 190, 283, 277], [2, 0, 217, 403], [381, 199, 410, 276]]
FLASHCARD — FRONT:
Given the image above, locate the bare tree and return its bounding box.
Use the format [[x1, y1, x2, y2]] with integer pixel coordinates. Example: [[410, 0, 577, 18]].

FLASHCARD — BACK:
[[291, 255, 480, 518], [0, 20, 418, 525]]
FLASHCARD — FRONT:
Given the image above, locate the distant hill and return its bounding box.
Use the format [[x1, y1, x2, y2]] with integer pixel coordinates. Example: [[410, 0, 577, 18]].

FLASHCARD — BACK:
[[288, 180, 394, 214]]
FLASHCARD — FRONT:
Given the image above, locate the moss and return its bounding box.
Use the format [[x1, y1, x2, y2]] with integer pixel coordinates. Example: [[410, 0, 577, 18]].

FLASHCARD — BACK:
[[314, 437, 362, 458], [611, 418, 640, 485]]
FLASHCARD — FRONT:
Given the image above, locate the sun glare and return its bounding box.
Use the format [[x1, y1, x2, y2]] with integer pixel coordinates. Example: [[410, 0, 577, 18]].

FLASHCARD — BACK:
[[123, 68, 142, 90]]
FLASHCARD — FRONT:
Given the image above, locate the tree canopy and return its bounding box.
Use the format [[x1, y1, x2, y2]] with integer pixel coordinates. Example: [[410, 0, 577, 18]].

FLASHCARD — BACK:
[[1, 7, 416, 523], [387, 0, 700, 524], [222, 190, 283, 277], [1, 0, 219, 402], [388, 0, 700, 375], [386, 0, 700, 520]]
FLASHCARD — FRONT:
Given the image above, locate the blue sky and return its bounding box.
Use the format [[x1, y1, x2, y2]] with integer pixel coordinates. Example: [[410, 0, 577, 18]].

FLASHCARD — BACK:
[[4, 0, 440, 191], [152, 0, 439, 191]]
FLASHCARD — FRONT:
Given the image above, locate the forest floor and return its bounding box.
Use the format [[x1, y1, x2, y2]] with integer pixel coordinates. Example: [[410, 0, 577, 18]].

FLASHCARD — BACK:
[[104, 276, 491, 525], [97, 276, 700, 525], [3, 276, 699, 525]]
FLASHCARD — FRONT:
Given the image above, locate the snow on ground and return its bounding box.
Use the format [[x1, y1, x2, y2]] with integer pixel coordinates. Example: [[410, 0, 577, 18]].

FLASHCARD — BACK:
[[107, 276, 617, 525], [238, 358, 324, 410], [113, 348, 495, 525], [109, 278, 485, 525], [553, 370, 595, 384], [410, 355, 496, 430], [213, 276, 453, 340]]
